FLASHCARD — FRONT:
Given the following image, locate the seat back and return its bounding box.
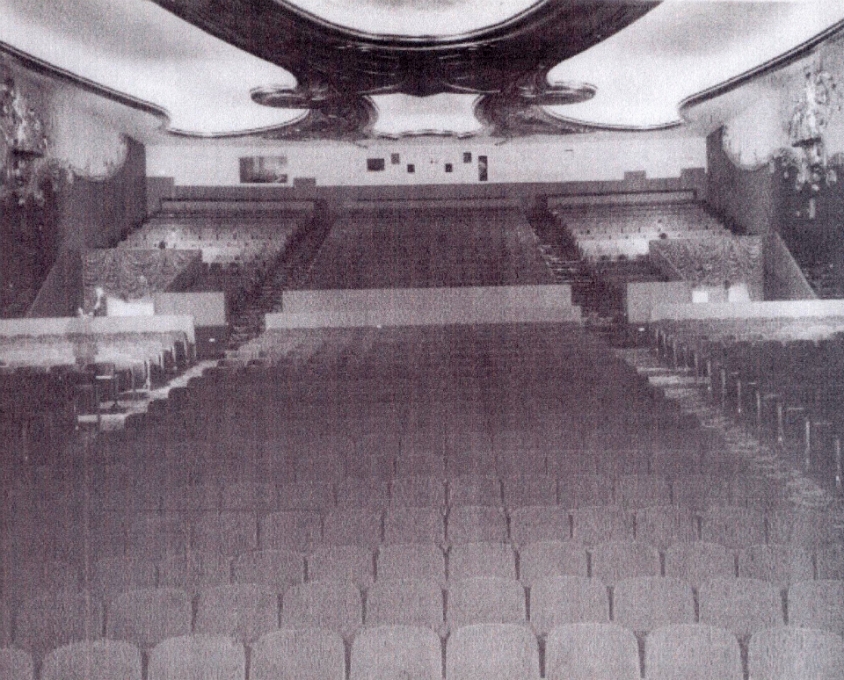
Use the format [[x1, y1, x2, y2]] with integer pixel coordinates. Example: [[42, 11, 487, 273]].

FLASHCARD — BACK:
[[350, 625, 442, 680], [446, 624, 540, 680], [147, 635, 245, 680], [250, 629, 345, 680], [545, 623, 640, 680]]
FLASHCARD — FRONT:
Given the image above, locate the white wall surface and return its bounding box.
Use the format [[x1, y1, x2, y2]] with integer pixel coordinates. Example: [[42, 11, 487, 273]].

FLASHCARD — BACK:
[[146, 135, 706, 187]]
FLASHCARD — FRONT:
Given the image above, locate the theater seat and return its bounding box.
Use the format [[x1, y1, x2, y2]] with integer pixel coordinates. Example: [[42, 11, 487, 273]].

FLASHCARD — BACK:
[[147, 635, 245, 680], [816, 545, 844, 580], [615, 474, 671, 509], [221, 482, 278, 513], [545, 623, 640, 680], [447, 506, 508, 544], [519, 541, 587, 586], [127, 516, 188, 560], [366, 578, 444, 632], [261, 511, 322, 553], [13, 589, 103, 664], [589, 541, 661, 584], [106, 587, 192, 650], [158, 552, 231, 595], [446, 623, 540, 680], [665, 542, 736, 587], [529, 576, 609, 636], [612, 577, 695, 634], [557, 472, 610, 507], [748, 627, 844, 680], [40, 640, 141, 680], [448, 476, 502, 507], [389, 476, 446, 507], [337, 478, 390, 510], [570, 506, 633, 546], [192, 512, 258, 556], [250, 628, 345, 680], [449, 542, 516, 580], [788, 580, 844, 636], [308, 545, 374, 588], [323, 509, 383, 549], [700, 506, 765, 551], [232, 550, 304, 591], [768, 507, 842, 549], [737, 544, 813, 586], [377, 543, 446, 583], [697, 577, 783, 638], [645, 624, 742, 680], [509, 506, 569, 547], [281, 580, 362, 639], [0, 647, 33, 680], [383, 507, 445, 545], [277, 482, 334, 512], [194, 584, 279, 643], [635, 506, 697, 549], [88, 556, 157, 602], [501, 475, 557, 508], [351, 625, 442, 680], [447, 577, 526, 628]]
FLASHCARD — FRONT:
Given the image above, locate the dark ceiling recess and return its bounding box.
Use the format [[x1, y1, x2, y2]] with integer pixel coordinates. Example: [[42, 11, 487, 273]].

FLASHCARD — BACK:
[[150, 0, 658, 138]]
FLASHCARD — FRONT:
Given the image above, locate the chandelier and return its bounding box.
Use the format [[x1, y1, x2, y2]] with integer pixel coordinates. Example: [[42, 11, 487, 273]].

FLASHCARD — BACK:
[[781, 66, 842, 193], [1, 71, 72, 206]]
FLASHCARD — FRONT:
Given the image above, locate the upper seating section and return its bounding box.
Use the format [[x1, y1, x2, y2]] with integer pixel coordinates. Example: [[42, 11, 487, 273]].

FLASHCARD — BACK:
[[120, 217, 300, 267], [301, 207, 553, 290], [551, 200, 726, 262]]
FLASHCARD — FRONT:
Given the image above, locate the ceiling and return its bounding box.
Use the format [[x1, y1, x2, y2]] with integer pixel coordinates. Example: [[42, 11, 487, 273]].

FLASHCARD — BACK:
[[1, 0, 844, 141]]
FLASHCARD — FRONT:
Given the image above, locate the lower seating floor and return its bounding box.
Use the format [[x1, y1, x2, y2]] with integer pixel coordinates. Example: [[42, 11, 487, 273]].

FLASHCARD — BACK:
[[1, 322, 842, 679]]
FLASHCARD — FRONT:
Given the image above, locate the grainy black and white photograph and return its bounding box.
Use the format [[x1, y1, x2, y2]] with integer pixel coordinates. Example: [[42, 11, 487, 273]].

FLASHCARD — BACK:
[[1, 1, 844, 679]]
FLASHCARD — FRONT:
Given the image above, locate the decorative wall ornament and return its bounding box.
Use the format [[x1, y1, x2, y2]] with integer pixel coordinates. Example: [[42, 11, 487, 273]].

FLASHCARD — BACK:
[[0, 70, 72, 205], [780, 65, 843, 192]]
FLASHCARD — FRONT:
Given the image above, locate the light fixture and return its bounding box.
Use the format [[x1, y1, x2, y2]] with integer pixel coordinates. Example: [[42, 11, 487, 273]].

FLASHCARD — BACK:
[[1, 71, 72, 206], [780, 65, 842, 193]]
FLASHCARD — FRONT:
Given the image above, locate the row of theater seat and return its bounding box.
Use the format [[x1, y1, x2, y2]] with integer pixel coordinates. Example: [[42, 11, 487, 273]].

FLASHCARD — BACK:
[[5, 536, 844, 600], [28, 472, 791, 511], [6, 500, 839, 559], [5, 471, 794, 518], [3, 623, 843, 680], [649, 319, 844, 490], [4, 573, 844, 654]]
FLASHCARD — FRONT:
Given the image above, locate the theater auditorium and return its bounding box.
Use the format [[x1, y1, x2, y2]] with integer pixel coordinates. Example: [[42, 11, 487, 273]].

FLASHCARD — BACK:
[[2, 1, 844, 679]]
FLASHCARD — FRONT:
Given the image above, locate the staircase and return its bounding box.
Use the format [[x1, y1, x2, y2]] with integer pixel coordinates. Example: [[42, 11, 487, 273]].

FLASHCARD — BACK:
[[226, 213, 333, 347]]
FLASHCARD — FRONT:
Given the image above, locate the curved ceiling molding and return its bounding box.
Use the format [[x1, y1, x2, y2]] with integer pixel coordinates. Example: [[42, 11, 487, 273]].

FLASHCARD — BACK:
[[274, 0, 547, 40], [546, 0, 844, 129], [150, 0, 655, 98], [369, 93, 484, 138], [0, 0, 305, 136], [4, 0, 844, 142], [257, 90, 377, 142], [476, 72, 595, 138]]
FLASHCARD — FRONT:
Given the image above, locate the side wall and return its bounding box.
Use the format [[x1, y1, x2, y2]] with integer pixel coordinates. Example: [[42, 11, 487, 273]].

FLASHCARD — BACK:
[[59, 138, 147, 250], [23, 139, 147, 317], [706, 127, 777, 236]]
